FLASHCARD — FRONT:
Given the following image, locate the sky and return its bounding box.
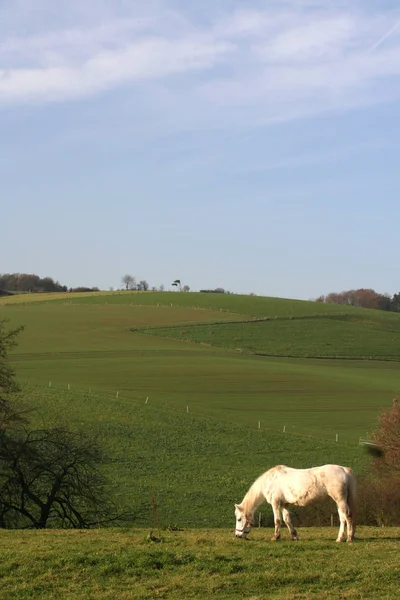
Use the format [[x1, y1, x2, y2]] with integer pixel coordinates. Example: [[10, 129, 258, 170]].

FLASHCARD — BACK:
[[1, 0, 400, 299]]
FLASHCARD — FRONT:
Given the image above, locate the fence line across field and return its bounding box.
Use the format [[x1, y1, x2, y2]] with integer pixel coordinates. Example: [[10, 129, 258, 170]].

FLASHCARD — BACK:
[[21, 378, 359, 447]]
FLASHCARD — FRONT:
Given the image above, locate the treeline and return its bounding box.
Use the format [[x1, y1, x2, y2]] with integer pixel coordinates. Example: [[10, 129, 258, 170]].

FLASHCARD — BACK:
[[0, 273, 99, 295], [199, 287, 230, 294], [316, 288, 400, 312]]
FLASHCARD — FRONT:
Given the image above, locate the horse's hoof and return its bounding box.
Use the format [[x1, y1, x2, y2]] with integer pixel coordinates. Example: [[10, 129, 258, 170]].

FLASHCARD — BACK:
[[271, 536, 280, 542]]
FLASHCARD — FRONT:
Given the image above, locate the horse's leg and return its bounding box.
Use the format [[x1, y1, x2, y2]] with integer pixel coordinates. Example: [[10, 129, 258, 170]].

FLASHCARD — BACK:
[[346, 476, 356, 542], [344, 502, 355, 543], [271, 503, 282, 541], [346, 511, 355, 543], [282, 507, 298, 541], [336, 501, 348, 542]]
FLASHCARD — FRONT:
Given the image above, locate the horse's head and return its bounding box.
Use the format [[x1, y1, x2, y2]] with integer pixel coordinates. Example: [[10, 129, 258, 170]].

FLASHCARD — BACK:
[[234, 503, 253, 538]]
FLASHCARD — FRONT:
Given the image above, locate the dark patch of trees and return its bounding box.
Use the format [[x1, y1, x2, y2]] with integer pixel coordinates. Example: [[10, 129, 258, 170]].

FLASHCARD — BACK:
[[0, 273, 67, 293], [200, 288, 230, 294], [316, 288, 396, 311], [390, 293, 400, 312], [0, 319, 129, 529], [0, 274, 102, 295], [69, 287, 100, 293]]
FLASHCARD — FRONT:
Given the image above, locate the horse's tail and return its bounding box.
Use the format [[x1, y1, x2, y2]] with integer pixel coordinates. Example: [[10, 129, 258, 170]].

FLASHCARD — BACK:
[[344, 467, 357, 528]]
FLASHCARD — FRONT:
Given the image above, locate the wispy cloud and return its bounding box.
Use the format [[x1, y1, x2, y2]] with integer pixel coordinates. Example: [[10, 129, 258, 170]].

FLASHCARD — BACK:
[[1, 0, 400, 130], [368, 20, 400, 51], [0, 35, 234, 102]]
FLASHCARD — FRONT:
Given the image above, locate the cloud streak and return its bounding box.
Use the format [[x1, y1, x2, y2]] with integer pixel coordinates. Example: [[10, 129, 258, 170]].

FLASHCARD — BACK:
[[368, 20, 400, 51], [0, 35, 234, 102], [1, 0, 400, 131]]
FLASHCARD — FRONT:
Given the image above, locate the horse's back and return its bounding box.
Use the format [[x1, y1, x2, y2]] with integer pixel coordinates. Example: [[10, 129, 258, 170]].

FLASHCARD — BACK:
[[265, 464, 354, 506]]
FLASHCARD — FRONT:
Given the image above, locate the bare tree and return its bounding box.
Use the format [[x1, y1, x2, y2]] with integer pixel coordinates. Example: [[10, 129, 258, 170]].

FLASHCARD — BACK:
[[0, 320, 26, 431], [371, 398, 400, 471], [0, 426, 123, 528], [182, 285, 190, 292], [121, 275, 136, 290], [137, 280, 149, 291], [0, 320, 130, 529], [317, 289, 391, 311]]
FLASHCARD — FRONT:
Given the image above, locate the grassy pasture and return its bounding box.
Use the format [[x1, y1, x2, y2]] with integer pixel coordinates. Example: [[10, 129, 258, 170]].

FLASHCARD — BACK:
[[150, 312, 400, 359], [2, 302, 242, 353], [0, 527, 399, 599], [0, 289, 384, 318], [22, 385, 367, 529], [0, 291, 114, 305], [1, 291, 400, 597], [3, 293, 399, 442]]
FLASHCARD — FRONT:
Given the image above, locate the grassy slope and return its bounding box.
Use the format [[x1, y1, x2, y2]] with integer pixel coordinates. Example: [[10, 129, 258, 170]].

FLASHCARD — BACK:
[[0, 527, 399, 599], [2, 291, 399, 596], [0, 288, 392, 317], [3, 292, 399, 442], [149, 312, 400, 359], [23, 385, 366, 529], [6, 290, 400, 359]]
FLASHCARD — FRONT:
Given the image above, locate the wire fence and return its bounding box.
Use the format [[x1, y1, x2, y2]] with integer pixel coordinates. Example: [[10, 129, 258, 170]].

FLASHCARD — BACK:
[[19, 377, 365, 448]]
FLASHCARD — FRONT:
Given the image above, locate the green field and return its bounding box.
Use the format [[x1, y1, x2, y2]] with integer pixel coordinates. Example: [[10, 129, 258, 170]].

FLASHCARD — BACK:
[[1, 290, 398, 523], [1, 290, 399, 596], [0, 527, 399, 599], [2, 292, 399, 444], [20, 385, 367, 529], [150, 312, 400, 359]]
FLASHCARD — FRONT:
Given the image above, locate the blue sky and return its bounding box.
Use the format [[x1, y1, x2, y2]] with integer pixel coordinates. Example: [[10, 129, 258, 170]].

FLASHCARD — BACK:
[[1, 0, 400, 299]]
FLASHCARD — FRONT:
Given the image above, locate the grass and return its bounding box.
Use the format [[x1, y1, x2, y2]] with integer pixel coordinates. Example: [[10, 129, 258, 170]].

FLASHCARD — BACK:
[[0, 527, 399, 599], [2, 290, 399, 521], [149, 312, 400, 359], [0, 289, 393, 318], [1, 290, 400, 596], [20, 385, 368, 529], [3, 292, 400, 445]]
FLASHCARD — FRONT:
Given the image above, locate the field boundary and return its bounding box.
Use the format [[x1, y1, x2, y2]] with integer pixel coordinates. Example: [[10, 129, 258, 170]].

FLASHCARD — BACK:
[[136, 324, 400, 362], [18, 378, 364, 449]]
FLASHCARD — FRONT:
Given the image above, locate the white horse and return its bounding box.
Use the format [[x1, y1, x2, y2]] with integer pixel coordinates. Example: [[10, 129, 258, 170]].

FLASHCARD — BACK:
[[234, 464, 356, 543]]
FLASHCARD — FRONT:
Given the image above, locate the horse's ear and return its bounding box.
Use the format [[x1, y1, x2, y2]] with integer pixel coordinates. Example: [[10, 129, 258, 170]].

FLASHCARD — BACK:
[[235, 503, 242, 510]]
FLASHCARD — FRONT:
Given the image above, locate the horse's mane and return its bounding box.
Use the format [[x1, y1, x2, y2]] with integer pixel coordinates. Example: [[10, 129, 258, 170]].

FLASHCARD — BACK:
[[241, 473, 268, 514], [241, 466, 289, 514]]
